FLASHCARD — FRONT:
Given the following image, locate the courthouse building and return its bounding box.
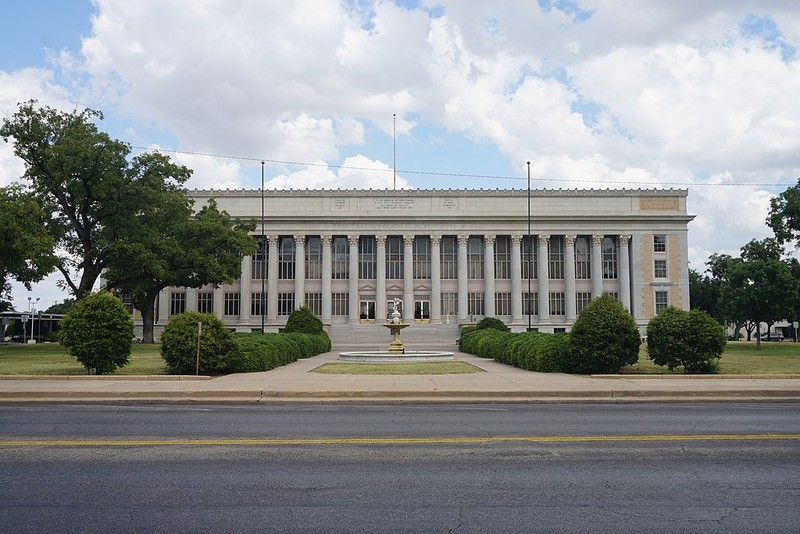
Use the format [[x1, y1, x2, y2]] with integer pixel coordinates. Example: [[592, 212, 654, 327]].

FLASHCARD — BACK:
[[144, 188, 693, 344]]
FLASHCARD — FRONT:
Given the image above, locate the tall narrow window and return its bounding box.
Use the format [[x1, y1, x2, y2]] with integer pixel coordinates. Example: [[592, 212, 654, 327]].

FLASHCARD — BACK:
[[386, 236, 404, 279], [197, 292, 213, 314], [413, 236, 431, 279], [654, 259, 667, 278], [495, 236, 511, 279], [521, 236, 537, 279], [441, 292, 458, 318], [549, 292, 565, 316], [305, 236, 321, 279], [576, 292, 592, 314], [602, 236, 618, 279], [251, 292, 266, 317], [548, 236, 564, 280], [522, 292, 538, 316], [331, 236, 349, 279], [224, 292, 240, 316], [278, 236, 295, 279], [575, 236, 590, 279], [654, 234, 667, 253], [278, 293, 295, 315], [467, 236, 484, 279], [359, 236, 376, 280], [251, 236, 267, 280], [305, 293, 322, 316], [495, 292, 511, 316], [170, 291, 186, 316], [440, 236, 457, 279], [655, 291, 669, 313], [467, 292, 484, 316], [332, 293, 349, 315]]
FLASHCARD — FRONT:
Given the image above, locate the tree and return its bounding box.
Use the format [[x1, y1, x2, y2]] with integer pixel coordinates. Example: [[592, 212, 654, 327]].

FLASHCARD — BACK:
[[689, 268, 722, 321], [767, 179, 800, 244], [0, 185, 56, 303], [0, 101, 191, 299], [475, 316, 510, 332], [44, 298, 75, 315], [647, 307, 726, 373], [105, 194, 257, 344], [160, 311, 242, 375], [58, 291, 134, 375], [284, 305, 323, 334], [567, 295, 641, 373]]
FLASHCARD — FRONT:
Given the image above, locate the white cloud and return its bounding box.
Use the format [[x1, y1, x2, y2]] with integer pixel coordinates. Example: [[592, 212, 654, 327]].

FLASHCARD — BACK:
[[266, 155, 408, 190]]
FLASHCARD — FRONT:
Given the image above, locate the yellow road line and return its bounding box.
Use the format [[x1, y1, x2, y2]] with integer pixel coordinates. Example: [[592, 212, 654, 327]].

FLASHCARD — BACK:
[[0, 434, 799, 447]]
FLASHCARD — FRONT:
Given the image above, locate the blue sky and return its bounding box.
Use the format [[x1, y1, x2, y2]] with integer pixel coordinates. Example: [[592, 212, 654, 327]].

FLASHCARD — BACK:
[[2, 0, 800, 307]]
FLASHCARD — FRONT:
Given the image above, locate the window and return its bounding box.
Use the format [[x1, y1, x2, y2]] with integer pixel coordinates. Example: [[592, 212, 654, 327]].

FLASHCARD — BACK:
[[575, 236, 591, 279], [386, 236, 403, 279], [278, 236, 295, 279], [549, 292, 565, 316], [331, 236, 349, 279], [306, 236, 322, 279], [278, 293, 295, 316], [602, 236, 618, 279], [576, 292, 592, 314], [305, 292, 322, 316], [655, 291, 669, 314], [359, 236, 376, 279], [521, 236, 537, 279], [495, 292, 511, 316], [604, 291, 619, 301], [467, 292, 484, 316], [120, 293, 134, 314], [654, 234, 666, 253], [440, 236, 457, 279], [467, 236, 484, 279], [170, 291, 186, 316], [251, 237, 267, 280], [495, 236, 511, 279], [654, 259, 667, 278], [197, 292, 213, 314], [441, 292, 458, 318], [413, 236, 431, 279], [522, 292, 538, 316], [251, 292, 266, 317], [224, 292, 240, 316], [548, 236, 564, 280], [332, 292, 349, 316]]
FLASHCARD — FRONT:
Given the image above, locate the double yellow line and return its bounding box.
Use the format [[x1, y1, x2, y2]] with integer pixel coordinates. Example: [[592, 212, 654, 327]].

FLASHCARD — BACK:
[[1, 434, 799, 447]]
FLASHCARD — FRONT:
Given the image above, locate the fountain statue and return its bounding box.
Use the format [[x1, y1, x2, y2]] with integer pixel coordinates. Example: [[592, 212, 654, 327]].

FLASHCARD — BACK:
[[385, 298, 408, 354]]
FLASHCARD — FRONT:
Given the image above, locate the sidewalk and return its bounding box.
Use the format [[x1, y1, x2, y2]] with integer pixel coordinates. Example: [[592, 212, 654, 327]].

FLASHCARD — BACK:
[[1, 350, 799, 403]]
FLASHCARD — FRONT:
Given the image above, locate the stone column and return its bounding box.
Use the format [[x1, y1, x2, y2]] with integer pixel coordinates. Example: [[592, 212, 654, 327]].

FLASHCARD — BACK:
[[484, 235, 495, 317], [591, 234, 604, 298], [349, 235, 359, 323], [538, 235, 550, 321], [321, 235, 332, 323], [376, 235, 387, 322], [619, 235, 631, 310], [431, 235, 442, 323], [239, 254, 252, 324], [403, 235, 414, 322], [565, 234, 577, 322], [186, 287, 198, 312], [267, 235, 279, 323], [157, 288, 170, 324], [213, 286, 224, 320], [511, 235, 522, 323], [457, 234, 468, 322], [294, 235, 305, 311]]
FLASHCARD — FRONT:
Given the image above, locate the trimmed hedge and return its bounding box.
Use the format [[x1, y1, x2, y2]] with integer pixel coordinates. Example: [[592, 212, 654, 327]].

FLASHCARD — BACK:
[[459, 328, 570, 372], [234, 331, 331, 372]]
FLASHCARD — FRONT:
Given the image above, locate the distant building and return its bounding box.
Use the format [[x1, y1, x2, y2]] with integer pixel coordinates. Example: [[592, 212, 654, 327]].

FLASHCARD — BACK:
[[138, 188, 694, 344]]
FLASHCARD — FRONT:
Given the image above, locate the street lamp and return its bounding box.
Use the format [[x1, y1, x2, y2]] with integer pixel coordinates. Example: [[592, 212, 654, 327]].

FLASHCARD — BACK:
[[28, 297, 39, 343], [261, 160, 266, 334], [527, 161, 532, 332]]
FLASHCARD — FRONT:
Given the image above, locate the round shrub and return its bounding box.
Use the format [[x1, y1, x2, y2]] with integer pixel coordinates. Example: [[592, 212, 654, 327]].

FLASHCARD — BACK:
[[58, 291, 134, 375], [568, 295, 641, 374], [647, 307, 726, 373], [284, 305, 323, 334], [160, 311, 242, 375], [475, 316, 510, 332]]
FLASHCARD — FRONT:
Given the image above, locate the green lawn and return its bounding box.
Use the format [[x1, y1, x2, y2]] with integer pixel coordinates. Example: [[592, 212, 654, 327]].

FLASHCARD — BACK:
[[623, 341, 800, 375], [0, 343, 167, 375]]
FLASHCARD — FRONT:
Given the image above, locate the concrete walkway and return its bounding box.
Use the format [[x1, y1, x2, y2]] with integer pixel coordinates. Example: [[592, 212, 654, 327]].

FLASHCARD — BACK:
[[1, 350, 799, 403]]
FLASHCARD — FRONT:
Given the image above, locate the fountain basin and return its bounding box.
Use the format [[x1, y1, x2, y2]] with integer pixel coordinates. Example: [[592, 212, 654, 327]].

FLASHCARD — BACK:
[[338, 351, 454, 363]]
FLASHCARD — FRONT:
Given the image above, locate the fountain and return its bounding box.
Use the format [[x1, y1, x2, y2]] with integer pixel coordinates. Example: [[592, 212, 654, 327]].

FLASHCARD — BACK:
[[338, 298, 454, 362]]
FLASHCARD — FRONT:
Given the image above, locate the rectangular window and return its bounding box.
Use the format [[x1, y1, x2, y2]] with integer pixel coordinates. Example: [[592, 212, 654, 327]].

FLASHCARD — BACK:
[[494, 236, 511, 279], [467, 236, 484, 279], [278, 236, 295, 280], [413, 236, 431, 279], [549, 292, 565, 316], [331, 292, 349, 316], [576, 292, 592, 315], [575, 236, 591, 279], [548, 236, 564, 280], [495, 292, 511, 316], [521, 236, 537, 279], [170, 291, 186, 316], [468, 292, 484, 316], [305, 292, 322, 316], [121, 293, 135, 314], [440, 236, 457, 279], [386, 236, 404, 279], [522, 292, 538, 316], [305, 236, 322, 280], [359, 236, 376, 280], [604, 291, 619, 301], [278, 293, 295, 316], [441, 292, 458, 318], [251, 292, 266, 317], [224, 292, 240, 316], [655, 291, 669, 314], [602, 236, 618, 279], [251, 237, 267, 280], [331, 236, 349, 280], [197, 292, 213, 314], [654, 234, 667, 253], [654, 259, 667, 278]]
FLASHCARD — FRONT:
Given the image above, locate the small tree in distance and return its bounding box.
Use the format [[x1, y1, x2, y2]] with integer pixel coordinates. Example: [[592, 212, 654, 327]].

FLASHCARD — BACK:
[[647, 307, 726, 373], [58, 291, 134, 375], [567, 295, 641, 374], [283, 305, 323, 334]]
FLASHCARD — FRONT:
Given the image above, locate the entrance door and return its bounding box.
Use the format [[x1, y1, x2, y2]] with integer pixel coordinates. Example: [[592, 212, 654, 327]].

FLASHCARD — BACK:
[[414, 300, 431, 323], [359, 300, 375, 323]]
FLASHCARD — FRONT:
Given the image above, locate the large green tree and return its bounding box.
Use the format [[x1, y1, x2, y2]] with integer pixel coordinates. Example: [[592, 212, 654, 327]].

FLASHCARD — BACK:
[[0, 100, 191, 299], [768, 179, 800, 244], [0, 185, 56, 304]]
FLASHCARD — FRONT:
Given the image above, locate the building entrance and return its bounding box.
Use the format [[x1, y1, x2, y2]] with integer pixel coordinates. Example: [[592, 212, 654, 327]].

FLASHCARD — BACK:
[[414, 300, 431, 323], [359, 300, 375, 323]]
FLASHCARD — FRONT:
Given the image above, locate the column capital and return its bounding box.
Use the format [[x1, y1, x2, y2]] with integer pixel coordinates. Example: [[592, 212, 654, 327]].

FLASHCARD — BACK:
[[403, 234, 414, 246], [592, 234, 604, 246], [511, 235, 522, 246], [484, 234, 495, 246], [267, 235, 279, 246], [376, 235, 387, 246], [565, 234, 576, 246], [294, 235, 305, 247], [321, 234, 332, 246], [348, 235, 360, 247], [619, 234, 631, 246], [538, 234, 550, 246], [457, 234, 469, 246], [430, 235, 441, 246]]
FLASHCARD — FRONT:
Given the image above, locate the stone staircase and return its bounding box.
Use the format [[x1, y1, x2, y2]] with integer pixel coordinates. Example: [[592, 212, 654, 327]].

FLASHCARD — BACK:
[[327, 322, 461, 350]]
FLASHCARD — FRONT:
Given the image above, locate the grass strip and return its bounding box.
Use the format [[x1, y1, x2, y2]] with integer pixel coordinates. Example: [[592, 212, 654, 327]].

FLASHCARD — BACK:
[[312, 361, 482, 375]]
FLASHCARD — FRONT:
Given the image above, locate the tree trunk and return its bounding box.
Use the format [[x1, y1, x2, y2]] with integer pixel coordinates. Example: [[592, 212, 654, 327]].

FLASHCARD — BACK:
[[140, 290, 159, 344]]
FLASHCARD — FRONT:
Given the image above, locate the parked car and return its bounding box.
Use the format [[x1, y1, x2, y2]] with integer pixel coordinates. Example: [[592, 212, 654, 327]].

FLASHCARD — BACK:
[[760, 332, 784, 342]]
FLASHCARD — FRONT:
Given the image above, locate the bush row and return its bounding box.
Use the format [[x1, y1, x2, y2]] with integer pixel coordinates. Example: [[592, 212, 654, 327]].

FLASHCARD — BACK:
[[234, 331, 331, 373], [459, 329, 571, 372]]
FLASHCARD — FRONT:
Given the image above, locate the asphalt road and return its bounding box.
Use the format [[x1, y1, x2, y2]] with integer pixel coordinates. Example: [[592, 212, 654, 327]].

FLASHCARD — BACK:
[[1, 403, 799, 533]]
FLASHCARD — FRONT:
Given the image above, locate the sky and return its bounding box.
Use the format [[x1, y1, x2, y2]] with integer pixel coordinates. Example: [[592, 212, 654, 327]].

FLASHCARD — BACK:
[[2, 0, 800, 310]]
